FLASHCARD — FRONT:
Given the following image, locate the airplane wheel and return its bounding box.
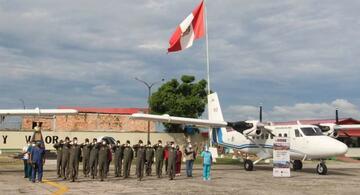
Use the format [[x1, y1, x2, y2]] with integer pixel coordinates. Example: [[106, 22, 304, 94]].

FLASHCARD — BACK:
[[316, 163, 327, 175], [293, 160, 303, 171], [244, 159, 254, 171]]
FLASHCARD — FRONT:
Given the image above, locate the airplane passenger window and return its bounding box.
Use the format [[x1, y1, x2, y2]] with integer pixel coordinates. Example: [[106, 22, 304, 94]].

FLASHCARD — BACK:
[[279, 133, 282, 137], [284, 133, 288, 137]]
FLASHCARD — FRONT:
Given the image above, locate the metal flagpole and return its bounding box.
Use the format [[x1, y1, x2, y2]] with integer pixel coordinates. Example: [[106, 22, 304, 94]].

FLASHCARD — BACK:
[[204, 0, 210, 95], [204, 0, 213, 147]]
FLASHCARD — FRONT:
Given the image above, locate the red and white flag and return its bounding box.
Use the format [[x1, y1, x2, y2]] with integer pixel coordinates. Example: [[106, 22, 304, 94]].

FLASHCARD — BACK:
[[168, 0, 205, 53]]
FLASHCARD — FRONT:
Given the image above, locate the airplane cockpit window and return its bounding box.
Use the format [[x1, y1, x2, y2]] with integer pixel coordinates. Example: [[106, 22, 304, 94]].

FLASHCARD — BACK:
[[261, 134, 264, 139], [270, 134, 274, 139], [284, 133, 288, 137], [314, 127, 323, 134], [300, 127, 323, 136], [265, 134, 269, 139], [295, 129, 302, 137]]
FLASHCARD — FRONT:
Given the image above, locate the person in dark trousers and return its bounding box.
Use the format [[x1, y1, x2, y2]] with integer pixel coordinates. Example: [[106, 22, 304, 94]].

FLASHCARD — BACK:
[[145, 142, 154, 176], [69, 137, 82, 182], [106, 144, 112, 176], [175, 145, 182, 176], [53, 139, 64, 178], [122, 140, 134, 178], [89, 138, 99, 179], [185, 141, 195, 177], [164, 141, 169, 175], [113, 140, 124, 177], [154, 140, 165, 178], [81, 138, 91, 177], [61, 137, 71, 180], [167, 142, 177, 180], [98, 140, 109, 181], [30, 142, 45, 183], [135, 140, 146, 181]]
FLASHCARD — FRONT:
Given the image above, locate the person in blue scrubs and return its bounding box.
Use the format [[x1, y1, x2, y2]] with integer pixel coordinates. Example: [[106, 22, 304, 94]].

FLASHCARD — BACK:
[[31, 142, 45, 182], [201, 145, 213, 181], [27, 141, 35, 181]]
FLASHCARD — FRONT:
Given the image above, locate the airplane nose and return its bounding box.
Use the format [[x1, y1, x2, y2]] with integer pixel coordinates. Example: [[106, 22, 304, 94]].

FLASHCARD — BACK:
[[335, 141, 348, 156]]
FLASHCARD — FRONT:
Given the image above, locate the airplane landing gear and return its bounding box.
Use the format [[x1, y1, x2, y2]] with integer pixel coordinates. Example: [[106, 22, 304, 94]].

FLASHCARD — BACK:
[[292, 160, 303, 171], [316, 161, 327, 175], [244, 159, 254, 171]]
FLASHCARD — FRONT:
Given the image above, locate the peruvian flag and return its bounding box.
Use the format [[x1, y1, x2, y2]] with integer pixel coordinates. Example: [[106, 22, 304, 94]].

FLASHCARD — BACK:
[[168, 0, 205, 53]]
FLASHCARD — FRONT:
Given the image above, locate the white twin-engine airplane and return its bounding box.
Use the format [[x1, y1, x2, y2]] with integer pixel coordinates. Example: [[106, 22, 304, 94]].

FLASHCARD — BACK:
[[131, 92, 356, 175]]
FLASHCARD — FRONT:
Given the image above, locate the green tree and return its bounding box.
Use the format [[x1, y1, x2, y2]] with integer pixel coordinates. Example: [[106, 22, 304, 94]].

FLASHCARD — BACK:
[[150, 75, 207, 133]]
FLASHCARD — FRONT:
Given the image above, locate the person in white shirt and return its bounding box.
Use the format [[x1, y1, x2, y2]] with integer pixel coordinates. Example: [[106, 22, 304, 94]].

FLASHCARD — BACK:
[[22, 141, 30, 178]]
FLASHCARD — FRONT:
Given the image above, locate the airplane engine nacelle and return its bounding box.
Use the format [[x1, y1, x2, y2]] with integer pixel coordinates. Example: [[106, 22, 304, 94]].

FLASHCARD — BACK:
[[243, 128, 263, 136], [319, 124, 339, 138], [328, 130, 339, 138], [242, 120, 264, 136]]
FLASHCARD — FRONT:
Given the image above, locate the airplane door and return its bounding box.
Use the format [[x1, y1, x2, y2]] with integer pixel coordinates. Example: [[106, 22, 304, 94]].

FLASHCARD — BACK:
[[290, 128, 306, 158]]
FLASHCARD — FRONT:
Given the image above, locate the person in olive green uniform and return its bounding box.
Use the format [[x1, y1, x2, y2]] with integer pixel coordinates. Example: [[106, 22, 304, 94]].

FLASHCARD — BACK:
[[81, 138, 91, 177], [69, 137, 82, 182], [112, 140, 123, 177], [135, 140, 146, 181], [61, 137, 71, 180], [164, 141, 170, 175], [98, 140, 109, 181], [122, 140, 134, 178], [155, 140, 165, 178], [89, 138, 99, 179], [145, 142, 154, 176], [53, 140, 64, 178], [167, 142, 177, 180]]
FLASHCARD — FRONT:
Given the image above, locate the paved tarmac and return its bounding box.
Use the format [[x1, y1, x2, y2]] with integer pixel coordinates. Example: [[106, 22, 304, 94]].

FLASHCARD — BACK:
[[0, 160, 360, 195]]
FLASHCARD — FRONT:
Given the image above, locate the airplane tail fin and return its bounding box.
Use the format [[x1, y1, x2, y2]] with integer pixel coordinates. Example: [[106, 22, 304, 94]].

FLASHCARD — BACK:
[[208, 92, 225, 121], [208, 92, 226, 145]]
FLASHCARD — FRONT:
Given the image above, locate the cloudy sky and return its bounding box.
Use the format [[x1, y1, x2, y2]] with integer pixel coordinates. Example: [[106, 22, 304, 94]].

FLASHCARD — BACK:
[[1, 0, 360, 122]]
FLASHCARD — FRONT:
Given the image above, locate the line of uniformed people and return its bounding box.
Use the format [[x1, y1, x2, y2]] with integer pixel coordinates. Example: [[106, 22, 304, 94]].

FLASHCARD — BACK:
[[53, 137, 180, 181]]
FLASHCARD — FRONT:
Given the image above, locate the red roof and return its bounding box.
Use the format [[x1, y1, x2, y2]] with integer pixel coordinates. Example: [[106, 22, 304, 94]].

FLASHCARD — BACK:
[[58, 107, 148, 115], [339, 129, 360, 137]]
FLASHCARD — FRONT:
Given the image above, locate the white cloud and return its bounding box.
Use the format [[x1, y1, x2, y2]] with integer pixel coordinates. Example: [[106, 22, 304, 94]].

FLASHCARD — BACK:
[[0, 0, 359, 114]]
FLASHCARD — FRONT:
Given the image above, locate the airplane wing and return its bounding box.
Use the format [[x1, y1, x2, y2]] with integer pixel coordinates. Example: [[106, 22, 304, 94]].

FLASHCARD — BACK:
[[0, 108, 78, 116], [334, 125, 360, 129], [130, 113, 228, 128]]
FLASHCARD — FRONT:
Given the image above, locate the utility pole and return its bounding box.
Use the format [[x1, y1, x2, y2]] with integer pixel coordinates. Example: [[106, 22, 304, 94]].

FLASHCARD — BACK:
[[135, 77, 164, 144]]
